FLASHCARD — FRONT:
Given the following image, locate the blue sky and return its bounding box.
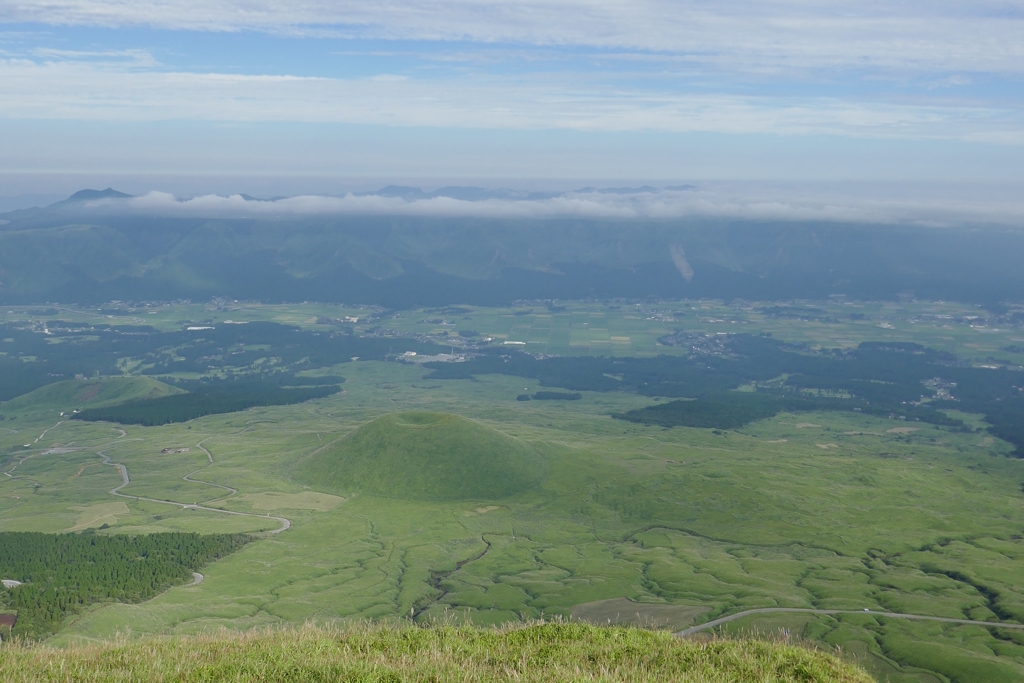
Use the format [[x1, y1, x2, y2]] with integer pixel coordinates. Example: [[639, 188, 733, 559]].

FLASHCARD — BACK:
[[1, 1, 1023, 197]]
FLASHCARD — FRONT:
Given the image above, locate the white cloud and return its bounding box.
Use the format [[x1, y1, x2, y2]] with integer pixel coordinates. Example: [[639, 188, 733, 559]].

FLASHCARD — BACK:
[[77, 184, 1024, 227], [30, 47, 157, 66], [0, 57, 1019, 141], [2, 1, 1023, 75], [3, 2, 1021, 179]]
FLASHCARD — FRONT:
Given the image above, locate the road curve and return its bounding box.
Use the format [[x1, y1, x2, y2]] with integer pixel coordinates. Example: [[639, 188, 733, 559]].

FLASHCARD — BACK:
[[96, 450, 290, 534], [182, 439, 238, 499], [676, 607, 1024, 637]]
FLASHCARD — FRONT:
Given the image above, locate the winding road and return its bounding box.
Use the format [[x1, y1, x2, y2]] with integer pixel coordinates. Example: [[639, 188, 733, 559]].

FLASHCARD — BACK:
[[4, 422, 290, 535], [676, 607, 1024, 637], [181, 439, 239, 501], [97, 445, 290, 535], [13, 424, 1024, 635]]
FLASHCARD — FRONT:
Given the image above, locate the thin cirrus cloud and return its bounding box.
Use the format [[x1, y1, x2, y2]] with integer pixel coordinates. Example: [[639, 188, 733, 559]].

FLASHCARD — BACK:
[[1, 1, 1023, 185], [2, 3, 1022, 131], [29, 47, 157, 65], [0, 55, 1019, 142], [2, 1, 1023, 74]]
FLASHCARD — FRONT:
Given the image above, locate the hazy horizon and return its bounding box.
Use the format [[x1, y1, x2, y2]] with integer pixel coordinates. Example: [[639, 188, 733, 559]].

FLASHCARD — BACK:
[[3, 1, 1024, 192], [5, 179, 1024, 228]]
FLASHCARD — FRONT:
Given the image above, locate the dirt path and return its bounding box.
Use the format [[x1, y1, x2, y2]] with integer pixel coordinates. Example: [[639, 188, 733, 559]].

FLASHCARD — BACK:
[[33, 421, 64, 444], [675, 607, 1024, 637], [96, 449, 290, 534]]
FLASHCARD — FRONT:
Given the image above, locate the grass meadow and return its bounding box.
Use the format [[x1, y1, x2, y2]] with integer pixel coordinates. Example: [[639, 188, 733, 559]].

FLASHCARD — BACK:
[[1, 301, 1023, 681], [0, 622, 872, 682]]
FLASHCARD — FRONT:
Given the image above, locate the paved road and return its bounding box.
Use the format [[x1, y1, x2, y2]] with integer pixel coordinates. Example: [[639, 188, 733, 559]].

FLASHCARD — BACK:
[[676, 607, 1024, 637], [97, 450, 290, 534], [182, 439, 238, 499], [4, 431, 292, 536], [6, 434, 289, 540]]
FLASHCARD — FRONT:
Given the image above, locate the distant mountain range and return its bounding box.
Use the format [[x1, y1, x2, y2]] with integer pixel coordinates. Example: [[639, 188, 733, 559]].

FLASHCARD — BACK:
[[22, 184, 698, 208], [0, 187, 1021, 307], [62, 188, 134, 203]]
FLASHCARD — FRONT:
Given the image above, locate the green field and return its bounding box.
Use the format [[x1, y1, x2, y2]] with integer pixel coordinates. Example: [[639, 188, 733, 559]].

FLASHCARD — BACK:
[[2, 300, 1024, 682], [298, 411, 544, 501]]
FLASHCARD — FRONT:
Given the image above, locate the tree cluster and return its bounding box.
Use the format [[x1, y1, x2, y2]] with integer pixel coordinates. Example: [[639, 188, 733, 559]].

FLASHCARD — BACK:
[[72, 385, 340, 426], [0, 532, 249, 639], [427, 335, 1022, 453]]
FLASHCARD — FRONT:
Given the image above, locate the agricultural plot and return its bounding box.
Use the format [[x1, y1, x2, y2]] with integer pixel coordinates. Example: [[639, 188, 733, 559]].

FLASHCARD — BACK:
[[1, 302, 1023, 682], [370, 299, 1024, 361], [4, 298, 1023, 362]]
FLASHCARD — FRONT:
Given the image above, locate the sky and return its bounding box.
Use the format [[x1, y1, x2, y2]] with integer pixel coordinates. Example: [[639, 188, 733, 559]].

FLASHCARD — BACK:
[[1, 1, 1024, 204]]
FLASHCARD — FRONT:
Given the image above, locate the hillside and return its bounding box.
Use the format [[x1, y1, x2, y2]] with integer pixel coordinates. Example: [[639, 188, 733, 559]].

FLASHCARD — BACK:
[[0, 377, 183, 414], [297, 412, 544, 500], [0, 622, 872, 682], [2, 199, 1023, 306]]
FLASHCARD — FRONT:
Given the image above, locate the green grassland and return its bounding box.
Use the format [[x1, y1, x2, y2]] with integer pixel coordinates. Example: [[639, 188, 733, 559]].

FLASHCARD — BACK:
[[297, 412, 544, 501], [1, 377, 183, 414], [0, 622, 871, 682], [1, 303, 1023, 682]]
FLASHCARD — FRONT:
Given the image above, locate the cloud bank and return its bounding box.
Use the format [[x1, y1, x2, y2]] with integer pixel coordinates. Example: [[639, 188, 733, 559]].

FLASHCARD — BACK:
[[71, 184, 1024, 228]]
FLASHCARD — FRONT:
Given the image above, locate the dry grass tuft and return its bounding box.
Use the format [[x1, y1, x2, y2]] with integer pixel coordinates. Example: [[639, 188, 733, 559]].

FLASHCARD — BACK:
[[0, 621, 873, 682]]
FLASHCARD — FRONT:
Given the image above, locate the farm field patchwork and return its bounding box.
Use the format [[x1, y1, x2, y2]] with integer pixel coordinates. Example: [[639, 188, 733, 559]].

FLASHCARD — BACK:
[[5, 298, 1024, 362]]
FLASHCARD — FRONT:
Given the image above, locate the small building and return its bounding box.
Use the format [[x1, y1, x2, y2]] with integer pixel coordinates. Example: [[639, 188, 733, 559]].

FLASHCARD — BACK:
[[0, 614, 16, 628]]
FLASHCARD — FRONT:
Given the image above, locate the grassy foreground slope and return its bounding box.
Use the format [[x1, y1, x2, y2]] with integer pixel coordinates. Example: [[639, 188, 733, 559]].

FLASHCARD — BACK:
[[0, 623, 871, 682]]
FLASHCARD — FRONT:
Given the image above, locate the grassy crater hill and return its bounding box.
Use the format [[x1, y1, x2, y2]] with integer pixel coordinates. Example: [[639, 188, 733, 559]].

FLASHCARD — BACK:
[[297, 412, 544, 501], [0, 377, 183, 414], [0, 622, 872, 682]]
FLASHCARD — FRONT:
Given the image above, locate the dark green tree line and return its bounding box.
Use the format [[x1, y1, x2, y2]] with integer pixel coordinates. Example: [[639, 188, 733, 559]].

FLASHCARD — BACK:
[[0, 532, 249, 639]]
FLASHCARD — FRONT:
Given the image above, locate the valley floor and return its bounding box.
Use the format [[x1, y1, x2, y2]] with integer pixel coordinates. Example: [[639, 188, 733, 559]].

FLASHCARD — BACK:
[[2, 299, 1023, 683]]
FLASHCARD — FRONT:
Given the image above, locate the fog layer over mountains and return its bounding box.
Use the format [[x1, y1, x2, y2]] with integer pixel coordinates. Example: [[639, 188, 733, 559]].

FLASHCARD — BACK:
[[27, 182, 1024, 227], [1, 185, 1022, 307]]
